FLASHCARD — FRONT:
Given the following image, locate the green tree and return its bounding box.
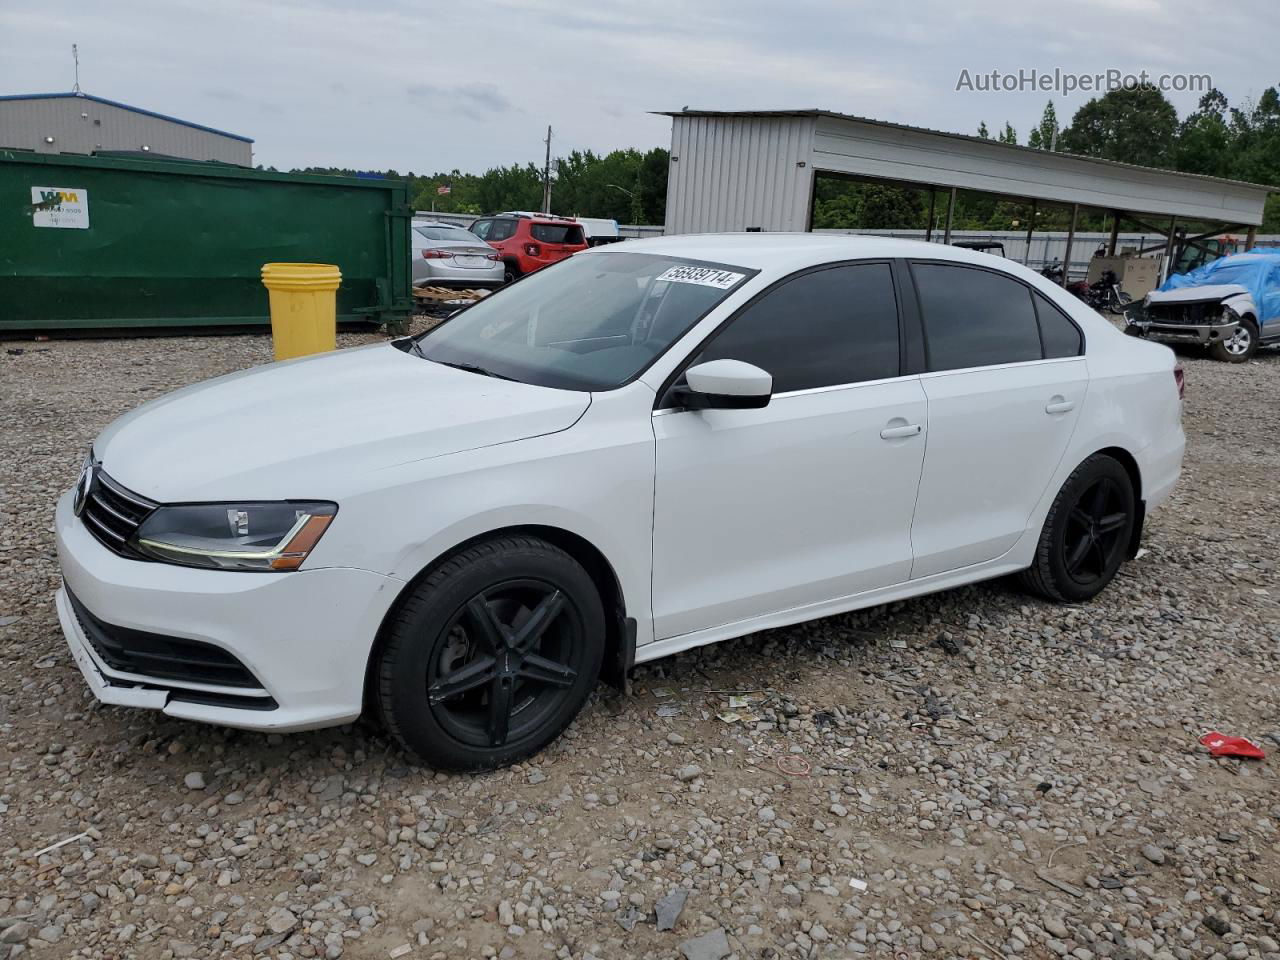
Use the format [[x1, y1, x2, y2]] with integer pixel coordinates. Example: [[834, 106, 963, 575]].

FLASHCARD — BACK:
[[976, 121, 990, 139], [999, 122, 1018, 145], [811, 179, 926, 229], [1027, 101, 1058, 150], [637, 147, 670, 225], [1060, 86, 1178, 166], [1175, 89, 1233, 177]]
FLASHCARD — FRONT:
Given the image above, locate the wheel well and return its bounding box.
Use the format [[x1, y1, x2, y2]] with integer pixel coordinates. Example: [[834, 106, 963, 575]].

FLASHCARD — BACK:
[[1094, 446, 1145, 559], [362, 525, 630, 717]]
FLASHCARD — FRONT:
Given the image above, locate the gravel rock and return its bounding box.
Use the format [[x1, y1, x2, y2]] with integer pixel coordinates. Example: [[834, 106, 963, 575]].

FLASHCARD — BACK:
[[2, 332, 1279, 959], [654, 888, 689, 931], [678, 927, 730, 960], [1140, 842, 1167, 865]]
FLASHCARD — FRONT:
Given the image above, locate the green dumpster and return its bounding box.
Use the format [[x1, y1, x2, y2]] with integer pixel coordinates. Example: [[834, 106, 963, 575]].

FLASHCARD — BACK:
[[0, 151, 412, 333]]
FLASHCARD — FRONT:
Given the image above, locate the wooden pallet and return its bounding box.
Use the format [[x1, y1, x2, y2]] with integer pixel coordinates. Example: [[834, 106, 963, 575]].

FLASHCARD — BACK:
[[412, 286, 492, 302]]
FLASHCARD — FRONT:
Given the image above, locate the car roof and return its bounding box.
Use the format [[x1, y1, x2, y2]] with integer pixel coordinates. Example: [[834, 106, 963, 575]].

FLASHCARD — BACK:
[[583, 232, 1014, 273]]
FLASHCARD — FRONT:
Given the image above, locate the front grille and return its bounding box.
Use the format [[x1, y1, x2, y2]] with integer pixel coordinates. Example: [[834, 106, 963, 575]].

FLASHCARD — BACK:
[[81, 469, 156, 558], [67, 588, 263, 689], [1148, 302, 1222, 326]]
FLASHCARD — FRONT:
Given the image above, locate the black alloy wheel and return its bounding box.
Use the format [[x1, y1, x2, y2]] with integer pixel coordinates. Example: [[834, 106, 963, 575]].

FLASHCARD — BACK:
[[1060, 477, 1130, 587], [376, 536, 604, 770], [1018, 454, 1136, 603], [427, 580, 584, 749]]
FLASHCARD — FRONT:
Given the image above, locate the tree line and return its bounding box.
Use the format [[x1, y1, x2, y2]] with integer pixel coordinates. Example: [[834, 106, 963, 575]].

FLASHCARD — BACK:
[[283, 84, 1278, 233], [290, 147, 669, 225]]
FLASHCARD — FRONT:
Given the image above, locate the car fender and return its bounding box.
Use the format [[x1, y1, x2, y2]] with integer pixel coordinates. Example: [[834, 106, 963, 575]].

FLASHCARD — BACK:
[[318, 388, 659, 647], [1223, 291, 1257, 322]]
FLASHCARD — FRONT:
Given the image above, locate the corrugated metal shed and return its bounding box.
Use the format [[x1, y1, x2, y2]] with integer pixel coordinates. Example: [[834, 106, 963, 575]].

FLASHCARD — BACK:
[[657, 109, 1276, 234], [0, 92, 252, 166]]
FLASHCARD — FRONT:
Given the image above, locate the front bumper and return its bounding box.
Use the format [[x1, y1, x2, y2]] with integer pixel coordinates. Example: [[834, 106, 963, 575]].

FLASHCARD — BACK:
[[1126, 317, 1238, 345], [54, 491, 402, 732]]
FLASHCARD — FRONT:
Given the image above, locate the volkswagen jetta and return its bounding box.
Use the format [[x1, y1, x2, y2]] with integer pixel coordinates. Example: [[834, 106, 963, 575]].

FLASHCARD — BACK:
[[55, 235, 1185, 769]]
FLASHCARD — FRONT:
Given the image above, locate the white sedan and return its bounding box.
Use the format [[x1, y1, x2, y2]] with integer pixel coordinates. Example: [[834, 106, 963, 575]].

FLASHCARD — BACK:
[[54, 235, 1185, 769]]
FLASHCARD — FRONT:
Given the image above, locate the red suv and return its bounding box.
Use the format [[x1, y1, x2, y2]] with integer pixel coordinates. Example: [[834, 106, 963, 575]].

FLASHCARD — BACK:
[[470, 214, 588, 283]]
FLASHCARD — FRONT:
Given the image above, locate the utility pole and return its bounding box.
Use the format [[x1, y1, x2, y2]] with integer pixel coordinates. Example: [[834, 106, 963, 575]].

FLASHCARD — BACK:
[[72, 44, 81, 93], [542, 125, 552, 214]]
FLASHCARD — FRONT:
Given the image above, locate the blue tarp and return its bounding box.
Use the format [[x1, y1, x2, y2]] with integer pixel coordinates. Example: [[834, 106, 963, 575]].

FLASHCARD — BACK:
[[1159, 251, 1280, 324]]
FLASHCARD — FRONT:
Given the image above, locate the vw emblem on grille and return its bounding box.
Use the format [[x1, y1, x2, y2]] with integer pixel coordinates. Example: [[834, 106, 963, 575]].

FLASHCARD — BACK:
[[73, 459, 95, 518]]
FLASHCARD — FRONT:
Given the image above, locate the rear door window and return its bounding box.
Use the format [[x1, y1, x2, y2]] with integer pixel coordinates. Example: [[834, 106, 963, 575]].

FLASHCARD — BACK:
[[531, 223, 585, 245], [911, 263, 1043, 371], [1032, 290, 1084, 358]]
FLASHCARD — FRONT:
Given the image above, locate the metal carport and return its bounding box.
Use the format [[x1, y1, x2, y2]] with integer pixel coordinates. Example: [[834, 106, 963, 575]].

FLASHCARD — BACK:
[[657, 109, 1276, 284]]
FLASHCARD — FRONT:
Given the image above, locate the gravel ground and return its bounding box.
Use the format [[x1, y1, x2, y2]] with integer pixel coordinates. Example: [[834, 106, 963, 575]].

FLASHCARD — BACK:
[[1, 326, 1278, 960]]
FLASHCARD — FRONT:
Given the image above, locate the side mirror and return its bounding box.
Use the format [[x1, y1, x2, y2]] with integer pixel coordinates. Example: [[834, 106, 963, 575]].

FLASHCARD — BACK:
[[671, 359, 773, 410]]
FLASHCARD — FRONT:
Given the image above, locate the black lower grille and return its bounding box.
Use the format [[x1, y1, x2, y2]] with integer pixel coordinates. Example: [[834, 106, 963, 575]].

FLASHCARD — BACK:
[[1148, 302, 1224, 326], [80, 469, 156, 558], [67, 589, 263, 690]]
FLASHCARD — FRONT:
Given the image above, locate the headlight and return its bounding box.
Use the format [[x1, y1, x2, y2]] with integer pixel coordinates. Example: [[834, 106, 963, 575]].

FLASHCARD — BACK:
[[132, 501, 337, 572]]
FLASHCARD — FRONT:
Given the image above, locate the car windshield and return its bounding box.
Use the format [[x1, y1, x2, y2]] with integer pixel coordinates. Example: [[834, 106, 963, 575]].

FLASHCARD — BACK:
[[414, 225, 482, 243], [409, 252, 754, 391]]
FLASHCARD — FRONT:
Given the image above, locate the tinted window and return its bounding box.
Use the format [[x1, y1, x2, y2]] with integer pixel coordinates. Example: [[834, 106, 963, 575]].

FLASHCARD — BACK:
[[531, 223, 585, 245], [487, 219, 517, 241], [1033, 290, 1083, 358], [691, 263, 900, 393], [913, 263, 1042, 371]]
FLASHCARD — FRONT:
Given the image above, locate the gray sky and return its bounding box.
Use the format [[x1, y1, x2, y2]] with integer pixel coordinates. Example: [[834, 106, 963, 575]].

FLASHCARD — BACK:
[[1, 0, 1272, 173]]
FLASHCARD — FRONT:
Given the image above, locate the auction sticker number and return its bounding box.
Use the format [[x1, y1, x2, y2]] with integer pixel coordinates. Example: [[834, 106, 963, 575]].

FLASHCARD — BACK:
[[656, 265, 744, 290]]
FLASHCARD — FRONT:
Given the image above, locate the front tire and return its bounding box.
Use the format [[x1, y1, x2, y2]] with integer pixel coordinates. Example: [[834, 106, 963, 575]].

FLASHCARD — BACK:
[[1018, 454, 1136, 603], [376, 536, 604, 770], [1209, 315, 1258, 363], [1107, 291, 1133, 315]]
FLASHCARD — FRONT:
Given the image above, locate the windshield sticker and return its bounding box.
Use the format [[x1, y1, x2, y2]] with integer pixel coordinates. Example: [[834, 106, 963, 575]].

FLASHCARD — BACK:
[[656, 265, 745, 290]]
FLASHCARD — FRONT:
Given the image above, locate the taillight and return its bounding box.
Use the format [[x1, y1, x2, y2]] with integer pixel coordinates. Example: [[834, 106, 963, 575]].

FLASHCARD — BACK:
[[486, 252, 501, 261], [524, 243, 541, 257], [421, 248, 451, 259], [1173, 364, 1185, 400]]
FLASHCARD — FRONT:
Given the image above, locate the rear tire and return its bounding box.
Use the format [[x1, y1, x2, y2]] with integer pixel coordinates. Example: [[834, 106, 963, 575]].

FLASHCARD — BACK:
[[503, 261, 522, 285], [1017, 454, 1136, 603], [376, 536, 604, 770], [1209, 315, 1258, 363]]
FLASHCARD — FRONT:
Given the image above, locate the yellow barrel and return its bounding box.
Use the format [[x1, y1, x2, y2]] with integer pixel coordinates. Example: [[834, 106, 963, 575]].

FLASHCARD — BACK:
[[261, 263, 342, 361]]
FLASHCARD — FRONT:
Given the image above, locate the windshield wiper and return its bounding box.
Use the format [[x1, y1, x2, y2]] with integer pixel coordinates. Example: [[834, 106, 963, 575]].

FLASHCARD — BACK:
[[429, 358, 516, 381]]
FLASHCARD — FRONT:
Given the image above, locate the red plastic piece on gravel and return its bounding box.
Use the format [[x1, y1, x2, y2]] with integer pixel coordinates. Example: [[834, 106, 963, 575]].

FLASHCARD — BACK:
[[1199, 731, 1266, 760]]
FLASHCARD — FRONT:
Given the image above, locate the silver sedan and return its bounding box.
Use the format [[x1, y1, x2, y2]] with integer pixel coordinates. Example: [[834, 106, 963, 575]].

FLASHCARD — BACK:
[[411, 222, 505, 288]]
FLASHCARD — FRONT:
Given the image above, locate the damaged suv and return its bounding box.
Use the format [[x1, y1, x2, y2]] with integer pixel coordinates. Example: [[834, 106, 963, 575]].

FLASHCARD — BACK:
[[1128, 252, 1280, 362]]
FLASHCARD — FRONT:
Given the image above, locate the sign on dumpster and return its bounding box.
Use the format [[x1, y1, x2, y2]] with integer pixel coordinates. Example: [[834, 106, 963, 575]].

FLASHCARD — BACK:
[[31, 186, 90, 229]]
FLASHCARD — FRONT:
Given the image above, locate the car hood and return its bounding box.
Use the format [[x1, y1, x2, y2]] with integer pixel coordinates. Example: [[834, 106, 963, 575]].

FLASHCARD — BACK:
[[95, 343, 590, 501], [1145, 283, 1250, 305]]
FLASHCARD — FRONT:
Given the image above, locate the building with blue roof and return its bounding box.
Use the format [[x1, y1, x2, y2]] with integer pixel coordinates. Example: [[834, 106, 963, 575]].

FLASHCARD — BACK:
[[0, 91, 253, 166]]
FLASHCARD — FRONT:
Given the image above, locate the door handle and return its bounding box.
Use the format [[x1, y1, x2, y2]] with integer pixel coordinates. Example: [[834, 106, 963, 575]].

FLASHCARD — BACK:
[[880, 423, 922, 440], [1045, 396, 1075, 414]]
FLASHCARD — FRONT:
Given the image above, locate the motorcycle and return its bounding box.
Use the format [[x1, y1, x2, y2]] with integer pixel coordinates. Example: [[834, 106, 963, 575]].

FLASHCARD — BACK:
[[1041, 262, 1132, 314], [1086, 269, 1133, 315]]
